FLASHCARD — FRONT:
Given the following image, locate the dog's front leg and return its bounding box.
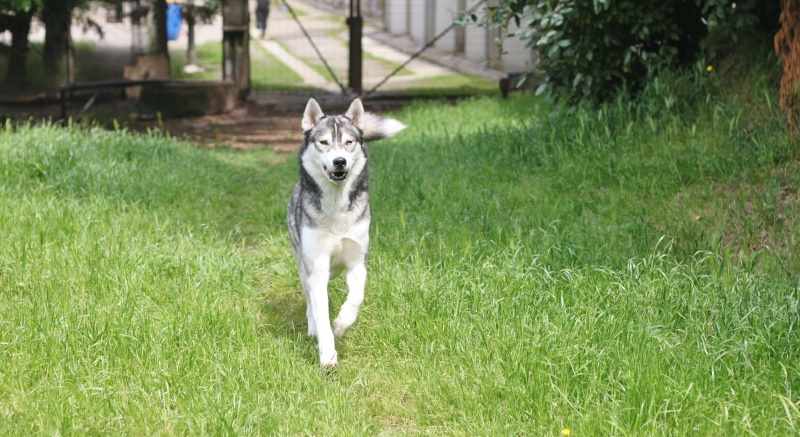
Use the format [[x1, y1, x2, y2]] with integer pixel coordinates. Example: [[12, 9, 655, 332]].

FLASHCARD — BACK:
[[305, 265, 338, 368], [333, 261, 365, 337]]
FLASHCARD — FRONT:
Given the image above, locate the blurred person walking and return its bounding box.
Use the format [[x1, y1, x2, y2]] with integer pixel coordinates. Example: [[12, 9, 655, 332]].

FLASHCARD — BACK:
[[255, 0, 270, 39]]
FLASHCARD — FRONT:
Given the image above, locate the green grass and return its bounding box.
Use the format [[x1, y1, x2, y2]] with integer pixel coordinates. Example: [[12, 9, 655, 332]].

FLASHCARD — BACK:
[[0, 47, 799, 434], [171, 40, 323, 92], [248, 39, 319, 91], [170, 41, 223, 80], [382, 73, 498, 96]]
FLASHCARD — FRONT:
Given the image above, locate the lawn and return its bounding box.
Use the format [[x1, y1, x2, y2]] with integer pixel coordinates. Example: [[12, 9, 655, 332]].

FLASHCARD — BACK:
[[171, 40, 319, 93], [0, 48, 798, 434]]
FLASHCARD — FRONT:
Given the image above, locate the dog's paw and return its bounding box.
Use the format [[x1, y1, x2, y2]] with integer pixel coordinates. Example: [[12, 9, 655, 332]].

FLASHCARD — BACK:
[[332, 319, 350, 338], [320, 351, 338, 370], [333, 305, 358, 337]]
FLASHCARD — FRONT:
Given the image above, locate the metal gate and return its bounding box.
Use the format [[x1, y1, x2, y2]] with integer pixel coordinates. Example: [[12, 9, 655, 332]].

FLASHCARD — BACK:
[[248, 0, 500, 99]]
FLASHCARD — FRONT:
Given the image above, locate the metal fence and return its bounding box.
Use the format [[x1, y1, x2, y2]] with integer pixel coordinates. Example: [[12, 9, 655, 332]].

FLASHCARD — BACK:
[[2, 0, 515, 106], [247, 0, 502, 99]]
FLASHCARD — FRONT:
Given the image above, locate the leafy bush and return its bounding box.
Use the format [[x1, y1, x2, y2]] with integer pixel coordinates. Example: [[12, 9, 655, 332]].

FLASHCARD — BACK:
[[475, 0, 779, 104]]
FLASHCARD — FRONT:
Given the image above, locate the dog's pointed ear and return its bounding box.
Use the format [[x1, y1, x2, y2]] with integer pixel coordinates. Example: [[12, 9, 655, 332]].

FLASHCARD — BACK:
[[302, 98, 324, 132], [345, 98, 365, 130]]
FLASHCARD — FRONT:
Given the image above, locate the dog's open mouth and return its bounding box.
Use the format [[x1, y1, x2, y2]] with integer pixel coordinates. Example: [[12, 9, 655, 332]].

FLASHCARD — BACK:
[[324, 166, 348, 182]]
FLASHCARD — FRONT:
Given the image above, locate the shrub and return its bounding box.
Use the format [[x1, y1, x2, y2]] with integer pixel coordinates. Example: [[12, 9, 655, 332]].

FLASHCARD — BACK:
[[475, 0, 779, 104]]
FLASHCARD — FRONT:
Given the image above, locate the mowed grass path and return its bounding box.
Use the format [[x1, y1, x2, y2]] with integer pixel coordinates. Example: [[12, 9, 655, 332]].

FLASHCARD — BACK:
[[1, 68, 799, 433]]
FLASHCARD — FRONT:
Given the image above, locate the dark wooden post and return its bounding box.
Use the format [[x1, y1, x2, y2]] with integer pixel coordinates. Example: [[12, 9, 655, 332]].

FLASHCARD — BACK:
[[223, 0, 250, 100], [347, 0, 363, 94], [153, 0, 169, 65]]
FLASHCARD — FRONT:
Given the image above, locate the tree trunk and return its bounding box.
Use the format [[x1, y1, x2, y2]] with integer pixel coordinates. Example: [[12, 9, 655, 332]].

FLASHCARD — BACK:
[[5, 7, 36, 90], [42, 0, 74, 74], [776, 0, 800, 130]]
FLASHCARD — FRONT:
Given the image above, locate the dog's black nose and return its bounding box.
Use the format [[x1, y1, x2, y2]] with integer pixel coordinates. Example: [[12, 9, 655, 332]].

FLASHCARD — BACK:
[[333, 157, 346, 168]]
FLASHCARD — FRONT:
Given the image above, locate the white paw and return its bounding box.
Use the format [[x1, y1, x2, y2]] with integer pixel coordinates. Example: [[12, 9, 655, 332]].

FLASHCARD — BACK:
[[320, 351, 338, 370], [332, 318, 350, 338]]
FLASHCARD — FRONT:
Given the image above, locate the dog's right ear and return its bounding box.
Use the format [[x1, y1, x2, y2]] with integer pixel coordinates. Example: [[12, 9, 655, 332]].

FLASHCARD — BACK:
[[302, 98, 324, 132]]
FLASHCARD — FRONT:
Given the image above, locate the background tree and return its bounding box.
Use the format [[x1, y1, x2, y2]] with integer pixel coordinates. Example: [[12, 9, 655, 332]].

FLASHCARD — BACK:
[[1, 0, 40, 90], [41, 0, 77, 73], [183, 0, 221, 69], [776, 0, 800, 130]]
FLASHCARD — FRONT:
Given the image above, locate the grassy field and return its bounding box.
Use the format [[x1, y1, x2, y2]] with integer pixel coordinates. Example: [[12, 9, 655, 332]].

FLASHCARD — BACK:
[[1, 51, 799, 434], [171, 40, 319, 93]]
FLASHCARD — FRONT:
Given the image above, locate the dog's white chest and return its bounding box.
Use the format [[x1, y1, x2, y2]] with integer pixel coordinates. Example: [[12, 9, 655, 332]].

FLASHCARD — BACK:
[[300, 222, 369, 268]]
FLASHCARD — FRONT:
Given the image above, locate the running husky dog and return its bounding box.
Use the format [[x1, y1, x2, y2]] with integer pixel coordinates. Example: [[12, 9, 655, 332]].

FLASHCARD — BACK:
[[288, 98, 405, 368]]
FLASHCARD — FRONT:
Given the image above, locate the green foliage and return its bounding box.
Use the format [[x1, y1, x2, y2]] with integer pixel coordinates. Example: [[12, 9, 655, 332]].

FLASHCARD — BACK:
[[0, 0, 40, 11], [475, 0, 778, 104], [183, 0, 222, 24]]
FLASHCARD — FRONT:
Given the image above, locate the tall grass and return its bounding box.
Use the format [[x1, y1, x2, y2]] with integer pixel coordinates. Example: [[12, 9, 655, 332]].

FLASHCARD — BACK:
[[0, 53, 798, 434]]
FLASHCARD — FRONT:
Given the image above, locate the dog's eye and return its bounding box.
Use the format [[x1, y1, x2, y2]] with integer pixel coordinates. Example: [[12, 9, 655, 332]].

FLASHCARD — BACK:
[[319, 140, 329, 146], [345, 140, 353, 146]]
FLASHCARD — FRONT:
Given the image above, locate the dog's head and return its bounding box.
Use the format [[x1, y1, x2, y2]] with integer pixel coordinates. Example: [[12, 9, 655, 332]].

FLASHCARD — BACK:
[[301, 98, 405, 184]]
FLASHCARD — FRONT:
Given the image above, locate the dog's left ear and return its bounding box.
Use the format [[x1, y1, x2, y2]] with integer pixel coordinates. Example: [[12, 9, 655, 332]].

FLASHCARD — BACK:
[[303, 98, 325, 132]]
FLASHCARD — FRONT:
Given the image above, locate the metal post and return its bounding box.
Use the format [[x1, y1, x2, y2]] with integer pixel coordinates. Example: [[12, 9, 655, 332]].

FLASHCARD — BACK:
[[154, 0, 169, 66], [347, 0, 363, 94]]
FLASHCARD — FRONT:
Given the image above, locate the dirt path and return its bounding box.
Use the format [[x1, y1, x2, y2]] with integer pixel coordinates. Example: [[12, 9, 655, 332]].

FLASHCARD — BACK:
[[129, 101, 302, 152], [1, 95, 414, 155], [126, 96, 414, 153]]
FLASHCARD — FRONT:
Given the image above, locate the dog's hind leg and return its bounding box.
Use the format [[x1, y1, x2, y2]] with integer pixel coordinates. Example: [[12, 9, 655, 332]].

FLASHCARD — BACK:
[[296, 262, 318, 337], [333, 261, 366, 338]]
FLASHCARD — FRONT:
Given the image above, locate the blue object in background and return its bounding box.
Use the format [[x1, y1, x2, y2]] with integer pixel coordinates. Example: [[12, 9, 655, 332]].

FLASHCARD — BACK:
[[167, 3, 182, 41]]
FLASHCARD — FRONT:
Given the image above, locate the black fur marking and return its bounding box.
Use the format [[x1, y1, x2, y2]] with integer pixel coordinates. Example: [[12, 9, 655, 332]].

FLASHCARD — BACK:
[[298, 157, 323, 213], [347, 163, 369, 211]]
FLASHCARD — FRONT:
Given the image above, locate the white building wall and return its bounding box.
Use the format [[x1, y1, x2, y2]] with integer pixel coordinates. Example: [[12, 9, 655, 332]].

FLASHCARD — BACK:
[[408, 1, 427, 43], [463, 19, 487, 65], [501, 21, 534, 72], [384, 0, 408, 35], [432, 0, 456, 53], [378, 0, 532, 74]]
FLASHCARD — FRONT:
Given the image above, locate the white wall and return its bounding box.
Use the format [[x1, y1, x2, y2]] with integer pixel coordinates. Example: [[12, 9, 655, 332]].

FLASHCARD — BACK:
[[500, 18, 534, 72], [378, 0, 531, 73], [408, 1, 426, 43], [384, 0, 408, 35]]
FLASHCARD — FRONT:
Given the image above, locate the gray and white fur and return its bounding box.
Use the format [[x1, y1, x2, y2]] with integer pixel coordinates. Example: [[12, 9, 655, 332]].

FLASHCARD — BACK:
[[287, 98, 405, 368]]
